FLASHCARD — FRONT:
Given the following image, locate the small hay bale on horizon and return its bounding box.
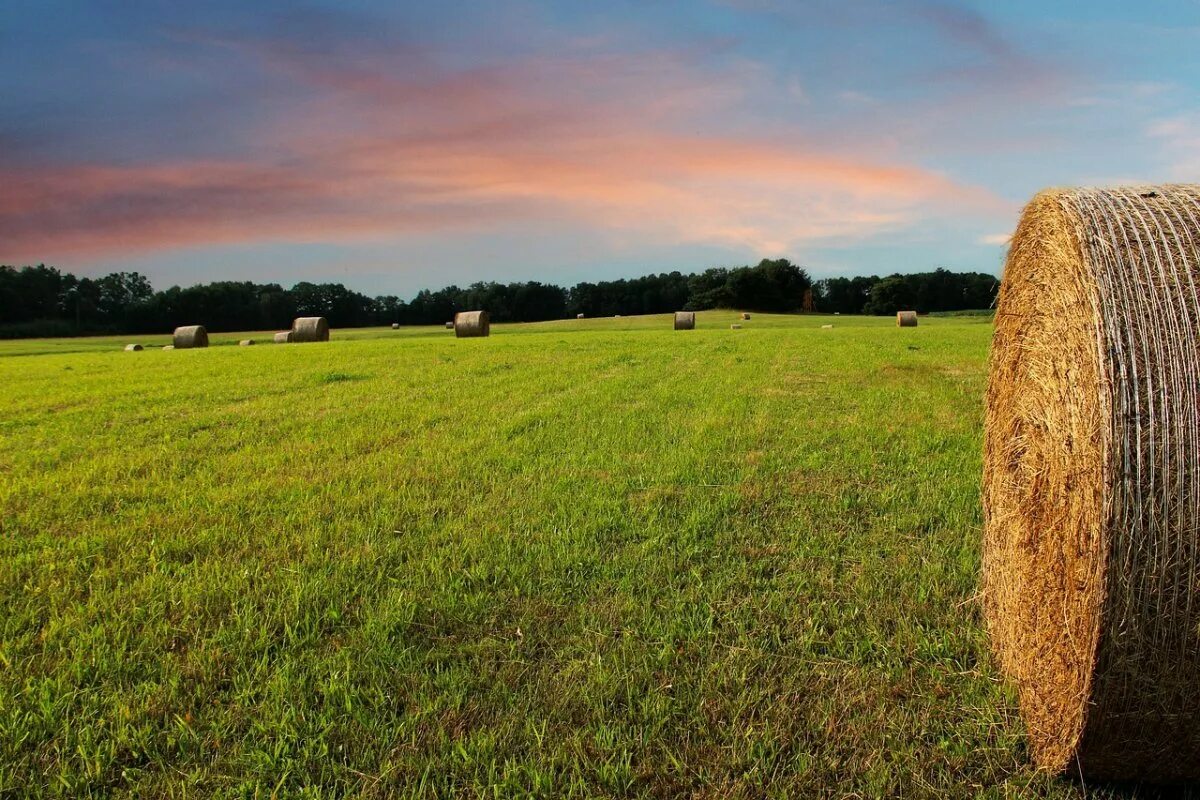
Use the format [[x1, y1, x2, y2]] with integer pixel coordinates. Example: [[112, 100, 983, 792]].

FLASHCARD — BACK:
[[730, 323, 742, 330], [162, 345, 174, 351], [741, 312, 751, 320], [124, 343, 143, 351], [291, 317, 330, 343], [896, 311, 918, 327], [445, 321, 454, 329], [577, 313, 585, 319], [455, 310, 490, 338], [172, 325, 208, 349], [392, 323, 400, 330], [274, 331, 292, 344], [674, 311, 695, 330], [821, 324, 833, 329], [983, 184, 1200, 782], [239, 339, 254, 346]]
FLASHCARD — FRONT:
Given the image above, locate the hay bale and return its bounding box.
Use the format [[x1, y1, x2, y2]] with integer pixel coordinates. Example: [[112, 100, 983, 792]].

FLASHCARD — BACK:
[[577, 313, 585, 319], [124, 343, 143, 351], [895, 311, 918, 327], [742, 312, 751, 320], [674, 311, 695, 330], [730, 324, 742, 330], [983, 185, 1200, 781], [821, 324, 833, 329], [172, 325, 208, 349], [392, 323, 400, 330], [239, 339, 254, 346], [162, 345, 174, 351], [291, 316, 329, 343], [274, 331, 292, 344], [454, 310, 490, 338]]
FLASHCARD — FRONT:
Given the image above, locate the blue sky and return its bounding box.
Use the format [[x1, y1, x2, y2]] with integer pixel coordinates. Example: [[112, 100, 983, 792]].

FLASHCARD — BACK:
[[2, 1, 1198, 294]]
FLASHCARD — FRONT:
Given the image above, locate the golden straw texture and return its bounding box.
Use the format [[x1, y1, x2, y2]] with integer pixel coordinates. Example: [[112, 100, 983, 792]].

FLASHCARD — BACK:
[[983, 185, 1200, 781], [454, 311, 490, 338], [674, 311, 695, 330], [896, 311, 918, 327], [172, 325, 208, 349], [291, 317, 330, 343]]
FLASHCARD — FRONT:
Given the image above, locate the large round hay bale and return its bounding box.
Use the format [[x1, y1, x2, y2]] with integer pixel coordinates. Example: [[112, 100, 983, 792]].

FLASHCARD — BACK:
[[674, 311, 695, 330], [124, 343, 143, 351], [239, 339, 254, 346], [454, 311, 490, 338], [895, 311, 918, 327], [172, 325, 208, 349], [983, 185, 1200, 781], [274, 331, 292, 344], [291, 316, 329, 343]]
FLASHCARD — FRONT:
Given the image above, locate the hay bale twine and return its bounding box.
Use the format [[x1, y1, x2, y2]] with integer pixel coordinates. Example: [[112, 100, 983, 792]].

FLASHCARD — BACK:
[[674, 311, 695, 330], [454, 311, 490, 338], [391, 323, 400, 330], [291, 316, 329, 343], [895, 310, 918, 327], [124, 343, 143, 351], [172, 325, 208, 349], [274, 331, 292, 344], [742, 312, 751, 320], [239, 339, 254, 346], [983, 185, 1200, 781]]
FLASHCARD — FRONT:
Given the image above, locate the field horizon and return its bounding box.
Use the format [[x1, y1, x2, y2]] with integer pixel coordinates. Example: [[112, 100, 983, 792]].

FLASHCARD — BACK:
[[1, 312, 1111, 797]]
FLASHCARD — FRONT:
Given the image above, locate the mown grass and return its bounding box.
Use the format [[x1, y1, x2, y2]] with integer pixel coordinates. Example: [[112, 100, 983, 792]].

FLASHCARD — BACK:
[[0, 312, 1115, 797]]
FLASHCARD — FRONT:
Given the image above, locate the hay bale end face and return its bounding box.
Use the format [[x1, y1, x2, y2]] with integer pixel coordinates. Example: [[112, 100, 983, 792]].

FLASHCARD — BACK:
[[239, 339, 254, 346], [291, 317, 329, 343], [172, 325, 208, 349], [454, 310, 490, 338], [124, 343, 143, 351], [741, 312, 751, 320], [274, 331, 292, 344], [983, 185, 1200, 781], [674, 311, 696, 330], [896, 311, 918, 327]]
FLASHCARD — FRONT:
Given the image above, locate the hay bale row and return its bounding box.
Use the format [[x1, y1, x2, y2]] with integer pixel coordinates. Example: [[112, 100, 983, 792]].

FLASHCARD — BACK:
[[454, 311, 490, 338], [674, 311, 695, 330], [895, 311, 918, 327], [983, 184, 1200, 781], [173, 325, 208, 349]]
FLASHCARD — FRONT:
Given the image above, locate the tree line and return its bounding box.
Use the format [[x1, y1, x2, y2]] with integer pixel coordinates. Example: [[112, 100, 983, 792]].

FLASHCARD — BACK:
[[0, 260, 996, 338]]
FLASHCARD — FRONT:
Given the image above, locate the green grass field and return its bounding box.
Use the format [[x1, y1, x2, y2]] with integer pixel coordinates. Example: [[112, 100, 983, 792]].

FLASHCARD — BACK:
[[0, 312, 1109, 798]]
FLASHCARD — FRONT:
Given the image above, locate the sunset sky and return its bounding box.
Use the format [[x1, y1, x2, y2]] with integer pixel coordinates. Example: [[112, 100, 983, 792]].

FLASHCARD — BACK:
[[3, 1, 1199, 295]]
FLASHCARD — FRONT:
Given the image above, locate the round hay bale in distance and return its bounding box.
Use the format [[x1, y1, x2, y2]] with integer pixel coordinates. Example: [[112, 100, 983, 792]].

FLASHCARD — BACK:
[[445, 321, 454, 329], [577, 313, 585, 319], [291, 316, 329, 343], [983, 185, 1200, 781], [454, 311, 490, 338], [673, 311, 695, 330], [895, 311, 918, 327], [391, 323, 400, 330], [821, 324, 833, 329], [124, 343, 143, 351], [730, 324, 742, 330], [274, 331, 292, 344], [162, 345, 174, 351], [172, 325, 208, 349], [239, 339, 254, 346], [741, 312, 751, 320]]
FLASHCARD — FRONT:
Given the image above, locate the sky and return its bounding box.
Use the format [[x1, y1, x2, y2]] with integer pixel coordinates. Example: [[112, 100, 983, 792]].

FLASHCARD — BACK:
[[2, 1, 1199, 296]]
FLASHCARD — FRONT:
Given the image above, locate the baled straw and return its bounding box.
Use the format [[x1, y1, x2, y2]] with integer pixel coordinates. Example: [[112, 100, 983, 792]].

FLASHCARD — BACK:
[[983, 185, 1200, 781], [291, 316, 329, 343], [392, 323, 400, 330], [821, 324, 833, 329], [742, 312, 751, 320], [577, 313, 585, 319], [173, 325, 208, 348], [455, 310, 490, 338], [162, 345, 174, 351], [124, 344, 143, 351], [896, 311, 918, 327], [239, 339, 254, 346], [674, 311, 696, 330], [274, 331, 292, 344], [730, 324, 742, 330], [445, 321, 454, 329]]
